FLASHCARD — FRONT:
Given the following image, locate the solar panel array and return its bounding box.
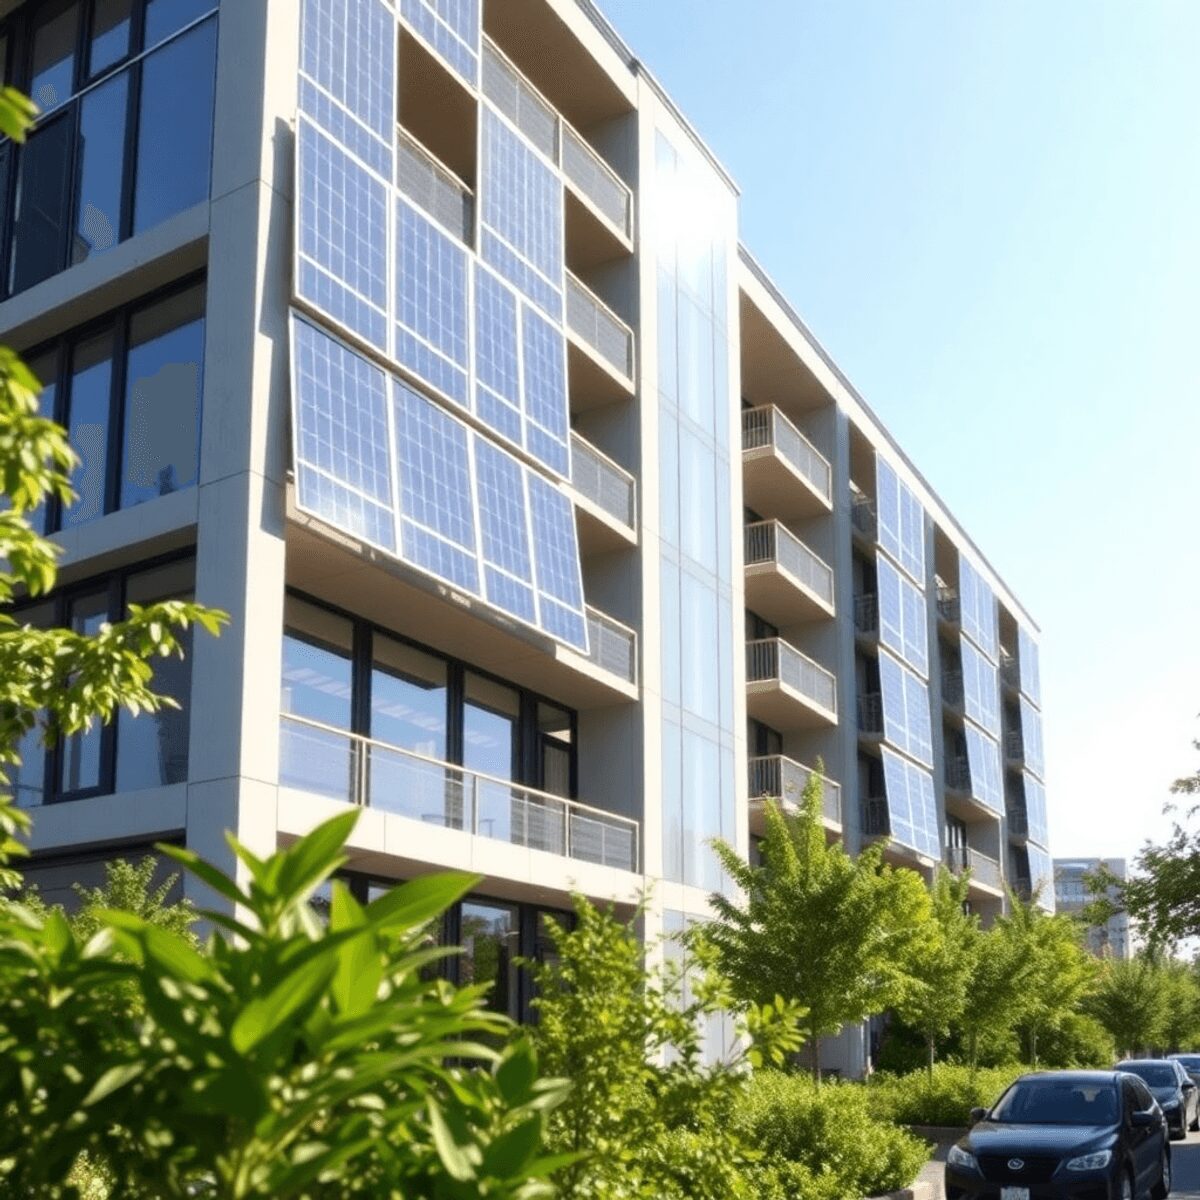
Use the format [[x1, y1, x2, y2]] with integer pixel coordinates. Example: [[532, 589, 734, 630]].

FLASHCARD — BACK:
[[877, 554, 928, 677], [1027, 843, 1055, 910], [876, 455, 925, 585], [880, 746, 941, 860], [961, 640, 1000, 736], [399, 0, 480, 86], [1019, 696, 1045, 779], [1024, 775, 1049, 846], [963, 722, 1003, 813], [1018, 625, 1042, 706], [879, 649, 933, 768], [291, 317, 589, 653], [959, 556, 998, 660]]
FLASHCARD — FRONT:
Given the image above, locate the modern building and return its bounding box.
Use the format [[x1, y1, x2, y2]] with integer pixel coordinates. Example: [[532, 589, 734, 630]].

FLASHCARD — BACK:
[[1056, 858, 1133, 960], [1, 0, 1052, 1073]]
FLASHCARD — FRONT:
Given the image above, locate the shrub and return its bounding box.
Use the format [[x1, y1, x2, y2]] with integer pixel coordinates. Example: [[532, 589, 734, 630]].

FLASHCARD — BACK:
[[735, 1071, 929, 1200], [1037, 1011, 1116, 1068], [869, 1064, 1025, 1127]]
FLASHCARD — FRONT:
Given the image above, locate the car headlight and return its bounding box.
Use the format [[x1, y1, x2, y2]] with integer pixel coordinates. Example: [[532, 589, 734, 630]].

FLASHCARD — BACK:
[[946, 1145, 978, 1171], [1065, 1150, 1112, 1171]]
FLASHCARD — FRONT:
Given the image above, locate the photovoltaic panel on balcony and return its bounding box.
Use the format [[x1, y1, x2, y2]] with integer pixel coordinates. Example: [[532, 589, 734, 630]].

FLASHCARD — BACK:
[[963, 721, 1003, 813], [520, 303, 570, 478], [959, 556, 998, 660], [527, 473, 589, 650], [1019, 696, 1045, 779], [962, 639, 1000, 737], [474, 438, 537, 624], [399, 0, 480, 86], [877, 554, 928, 677], [1024, 774, 1049, 847], [1027, 843, 1055, 911], [474, 264, 524, 444], [295, 118, 390, 353], [881, 746, 941, 861], [1018, 625, 1042, 707], [876, 454, 925, 585], [878, 648, 933, 768]]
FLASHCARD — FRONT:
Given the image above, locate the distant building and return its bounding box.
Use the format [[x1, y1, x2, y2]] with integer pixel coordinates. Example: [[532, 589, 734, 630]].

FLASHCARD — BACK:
[[1055, 858, 1133, 959]]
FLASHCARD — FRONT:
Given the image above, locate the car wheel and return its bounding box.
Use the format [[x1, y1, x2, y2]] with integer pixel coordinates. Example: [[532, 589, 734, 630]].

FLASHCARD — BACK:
[[1122, 1166, 1135, 1200], [1151, 1146, 1172, 1199]]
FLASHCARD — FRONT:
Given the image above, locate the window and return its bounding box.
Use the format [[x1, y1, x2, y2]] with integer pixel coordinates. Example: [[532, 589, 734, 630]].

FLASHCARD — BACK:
[[460, 900, 520, 1019], [0, 0, 217, 297], [6, 555, 196, 807], [27, 279, 206, 533]]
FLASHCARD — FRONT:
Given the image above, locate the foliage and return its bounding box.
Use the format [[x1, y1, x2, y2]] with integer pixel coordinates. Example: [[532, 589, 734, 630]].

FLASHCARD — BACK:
[[869, 1064, 1027, 1128], [896, 868, 979, 1078], [1086, 956, 1171, 1058], [956, 911, 1035, 1069], [704, 775, 933, 1079], [0, 811, 569, 1198], [1157, 957, 1200, 1052], [737, 1072, 929, 1199], [527, 894, 802, 1200]]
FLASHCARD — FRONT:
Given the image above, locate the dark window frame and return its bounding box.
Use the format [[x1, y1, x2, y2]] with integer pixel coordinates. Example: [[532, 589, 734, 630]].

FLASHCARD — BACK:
[[0, 0, 218, 298], [10, 546, 196, 806], [283, 587, 580, 799]]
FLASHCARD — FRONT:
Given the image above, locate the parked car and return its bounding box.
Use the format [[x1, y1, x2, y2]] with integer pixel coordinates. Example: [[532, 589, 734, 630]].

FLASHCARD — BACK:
[[1169, 1052, 1200, 1089], [944, 1070, 1170, 1200], [1115, 1058, 1199, 1139]]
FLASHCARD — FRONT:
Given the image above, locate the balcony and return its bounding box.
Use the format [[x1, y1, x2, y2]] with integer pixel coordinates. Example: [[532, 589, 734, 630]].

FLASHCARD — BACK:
[[741, 406, 832, 518], [565, 271, 635, 401], [585, 606, 637, 686], [280, 713, 639, 871], [851, 494, 877, 541], [857, 691, 883, 737], [746, 638, 838, 729], [947, 845, 1003, 894], [937, 586, 961, 627], [861, 796, 890, 838], [1000, 648, 1020, 691], [1006, 802, 1029, 842], [942, 670, 964, 712], [570, 432, 636, 551], [945, 755, 971, 793], [743, 520, 835, 626], [396, 126, 473, 243], [748, 755, 842, 834], [1005, 730, 1025, 765], [481, 39, 632, 264], [854, 593, 879, 638]]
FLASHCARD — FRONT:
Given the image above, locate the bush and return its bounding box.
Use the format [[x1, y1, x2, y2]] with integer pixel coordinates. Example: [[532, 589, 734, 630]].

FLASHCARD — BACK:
[[869, 1064, 1025, 1127], [1037, 1012, 1115, 1068], [735, 1072, 929, 1200]]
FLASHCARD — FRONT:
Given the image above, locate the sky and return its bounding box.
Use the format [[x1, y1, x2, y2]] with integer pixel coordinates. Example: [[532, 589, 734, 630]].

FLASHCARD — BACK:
[[597, 0, 1200, 862]]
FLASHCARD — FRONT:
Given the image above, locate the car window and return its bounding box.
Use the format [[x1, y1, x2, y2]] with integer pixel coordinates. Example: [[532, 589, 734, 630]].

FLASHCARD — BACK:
[[1120, 1063, 1179, 1088], [991, 1079, 1118, 1125], [1131, 1078, 1156, 1110], [1121, 1079, 1140, 1121]]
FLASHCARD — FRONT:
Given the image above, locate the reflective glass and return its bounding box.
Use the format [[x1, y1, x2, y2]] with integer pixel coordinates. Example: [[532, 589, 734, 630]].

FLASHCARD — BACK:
[[61, 591, 109, 793], [73, 73, 128, 264], [963, 722, 1003, 813], [370, 636, 447, 760], [62, 331, 114, 528], [120, 284, 204, 507], [1020, 697, 1045, 778], [133, 19, 216, 234], [26, 351, 58, 535], [459, 901, 519, 1018], [680, 569, 719, 725], [280, 600, 354, 729], [960, 557, 998, 660], [399, 0, 479, 84], [87, 0, 132, 75], [144, 0, 215, 47], [463, 674, 518, 781], [474, 439, 536, 623], [29, 0, 78, 113], [9, 114, 73, 294], [877, 554, 927, 676], [474, 265, 522, 445], [1018, 625, 1042, 706], [7, 602, 52, 807], [962, 640, 1000, 736], [527, 473, 587, 650]]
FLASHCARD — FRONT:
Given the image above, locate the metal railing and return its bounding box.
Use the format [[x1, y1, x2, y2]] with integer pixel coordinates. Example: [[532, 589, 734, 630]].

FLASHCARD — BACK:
[[942, 670, 964, 710], [584, 605, 638, 684], [1005, 730, 1024, 761], [945, 755, 972, 793], [279, 713, 639, 870], [570, 432, 635, 528], [937, 586, 961, 625], [851, 494, 877, 539], [861, 797, 890, 837], [743, 520, 835, 608], [481, 39, 632, 237], [1000, 648, 1020, 688], [748, 755, 842, 827], [1007, 803, 1029, 839], [565, 271, 634, 380], [396, 126, 474, 243], [740, 406, 832, 505], [858, 692, 883, 735], [746, 638, 837, 714], [854, 593, 879, 636], [947, 845, 1002, 891]]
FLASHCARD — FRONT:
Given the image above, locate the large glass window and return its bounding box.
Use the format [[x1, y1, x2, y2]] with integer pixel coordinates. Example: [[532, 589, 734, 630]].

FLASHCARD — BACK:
[[460, 900, 520, 1020], [8, 602, 53, 807], [62, 330, 114, 527], [463, 673, 518, 781], [1, 2, 217, 297]]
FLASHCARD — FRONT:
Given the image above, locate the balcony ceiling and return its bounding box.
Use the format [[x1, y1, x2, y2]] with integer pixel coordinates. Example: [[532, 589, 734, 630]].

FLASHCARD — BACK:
[[739, 291, 833, 415]]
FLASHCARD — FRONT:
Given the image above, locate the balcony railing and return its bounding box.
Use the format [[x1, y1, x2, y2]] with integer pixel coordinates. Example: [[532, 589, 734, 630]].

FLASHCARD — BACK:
[[584, 605, 638, 685], [945, 755, 971, 793], [570, 432, 635, 528], [743, 520, 835, 608], [942, 670, 964, 710], [861, 797, 890, 837], [748, 755, 842, 827], [396, 126, 473, 243], [1005, 730, 1024, 762], [947, 845, 1002, 891], [279, 713, 639, 870], [1000, 648, 1020, 688], [857, 691, 883, 735], [746, 638, 837, 714], [937, 586, 961, 625], [566, 271, 635, 380], [851, 493, 877, 539], [1006, 801, 1029, 839], [481, 39, 632, 238], [854, 593, 879, 636], [741, 405, 833, 505]]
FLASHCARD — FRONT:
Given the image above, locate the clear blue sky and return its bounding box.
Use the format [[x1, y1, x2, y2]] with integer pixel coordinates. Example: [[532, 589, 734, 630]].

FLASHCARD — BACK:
[[599, 0, 1200, 862]]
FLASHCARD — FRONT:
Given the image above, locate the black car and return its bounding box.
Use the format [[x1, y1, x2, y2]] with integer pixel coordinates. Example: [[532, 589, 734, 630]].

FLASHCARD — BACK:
[[945, 1070, 1170, 1200], [1115, 1059, 1199, 1139], [1168, 1053, 1200, 1090]]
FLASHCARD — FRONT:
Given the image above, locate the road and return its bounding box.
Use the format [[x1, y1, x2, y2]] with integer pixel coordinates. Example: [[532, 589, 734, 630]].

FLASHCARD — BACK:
[[1173, 1122, 1200, 1196]]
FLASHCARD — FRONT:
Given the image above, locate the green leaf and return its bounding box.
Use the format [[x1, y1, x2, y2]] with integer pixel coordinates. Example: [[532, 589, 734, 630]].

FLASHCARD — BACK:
[[81, 1062, 144, 1107], [275, 810, 359, 900], [365, 871, 481, 933], [230, 945, 339, 1055], [158, 844, 247, 908], [330, 882, 382, 1017], [495, 1040, 537, 1105], [427, 1097, 478, 1182], [482, 1115, 541, 1178]]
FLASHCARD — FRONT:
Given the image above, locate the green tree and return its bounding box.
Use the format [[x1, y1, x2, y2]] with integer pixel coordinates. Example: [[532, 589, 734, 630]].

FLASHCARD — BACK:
[[704, 775, 934, 1080], [1085, 956, 1170, 1058], [896, 867, 980, 1079], [528, 894, 801, 1200], [957, 912, 1036, 1069]]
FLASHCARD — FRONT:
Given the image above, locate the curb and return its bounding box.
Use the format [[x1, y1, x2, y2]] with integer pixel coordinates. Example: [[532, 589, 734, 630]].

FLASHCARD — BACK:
[[869, 1183, 936, 1200]]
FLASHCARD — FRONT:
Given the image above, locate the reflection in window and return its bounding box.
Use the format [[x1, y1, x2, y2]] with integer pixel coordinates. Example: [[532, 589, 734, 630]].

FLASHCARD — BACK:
[[73, 73, 128, 264], [370, 637, 447, 759], [29, 0, 78, 113], [8, 114, 73, 293], [88, 0, 134, 76], [460, 901, 519, 1019], [463, 674, 517, 781], [144, 0, 214, 46], [7, 603, 53, 808], [63, 332, 114, 528], [26, 352, 58, 536], [538, 703, 572, 797], [61, 591, 110, 794], [120, 284, 205, 506]]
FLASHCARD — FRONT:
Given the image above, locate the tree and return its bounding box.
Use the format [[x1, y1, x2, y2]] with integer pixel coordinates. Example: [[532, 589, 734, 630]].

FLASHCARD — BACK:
[[897, 867, 979, 1080], [527, 894, 802, 1200], [956, 911, 1036, 1070], [704, 775, 934, 1081], [1086, 956, 1170, 1058]]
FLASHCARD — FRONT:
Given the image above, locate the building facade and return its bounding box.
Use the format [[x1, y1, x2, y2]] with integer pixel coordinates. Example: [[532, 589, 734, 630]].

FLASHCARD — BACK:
[[1056, 858, 1133, 960], [1, 0, 1052, 1073]]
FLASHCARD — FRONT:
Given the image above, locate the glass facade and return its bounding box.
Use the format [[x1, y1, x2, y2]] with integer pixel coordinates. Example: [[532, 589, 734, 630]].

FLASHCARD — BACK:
[[959, 557, 998, 660], [653, 128, 738, 894], [0, 2, 217, 297]]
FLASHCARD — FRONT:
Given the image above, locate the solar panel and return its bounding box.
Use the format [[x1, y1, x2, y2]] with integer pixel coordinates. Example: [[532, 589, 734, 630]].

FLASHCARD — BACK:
[[962, 640, 1000, 736], [877, 554, 928, 676], [959, 557, 998, 660], [1018, 625, 1042, 706], [880, 747, 940, 860], [395, 199, 470, 406], [1019, 696, 1045, 778], [296, 119, 390, 352], [963, 722, 1003, 812], [520, 303, 570, 478], [291, 318, 396, 551], [875, 454, 925, 583], [527, 472, 588, 650], [474, 265, 524, 445], [399, 0, 480, 85], [1024, 774, 1049, 846], [878, 648, 933, 768], [474, 438, 537, 623], [1027, 843, 1055, 910]]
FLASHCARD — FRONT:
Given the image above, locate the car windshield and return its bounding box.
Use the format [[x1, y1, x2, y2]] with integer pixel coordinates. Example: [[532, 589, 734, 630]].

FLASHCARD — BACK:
[[990, 1080, 1118, 1125], [1121, 1064, 1178, 1088], [1174, 1057, 1200, 1069]]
